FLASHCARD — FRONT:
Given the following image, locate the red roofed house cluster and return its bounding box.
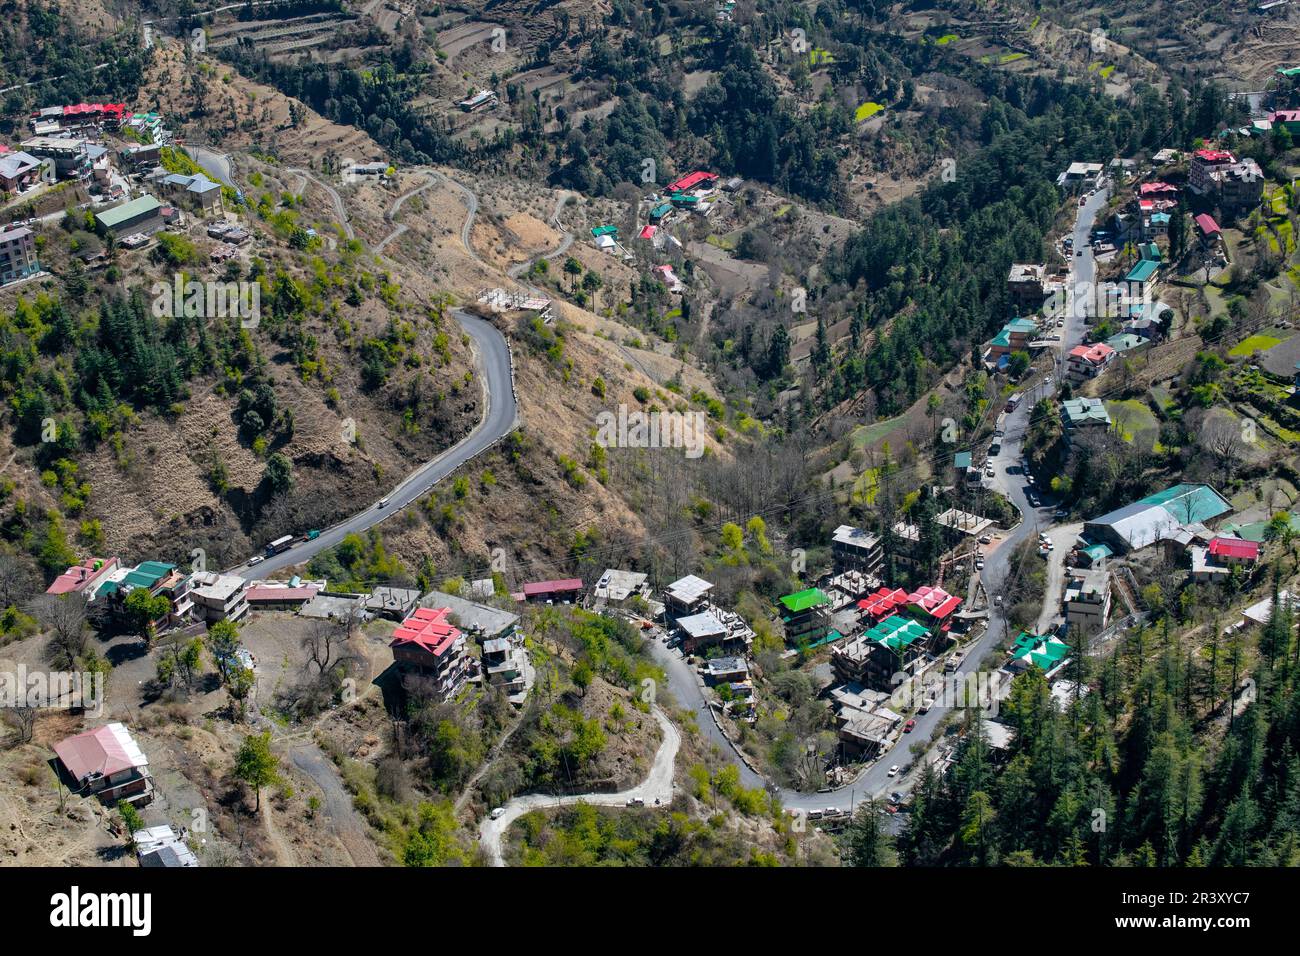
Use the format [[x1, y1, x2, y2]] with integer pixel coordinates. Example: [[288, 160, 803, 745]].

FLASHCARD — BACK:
[[1065, 342, 1116, 382], [53, 722, 153, 805]]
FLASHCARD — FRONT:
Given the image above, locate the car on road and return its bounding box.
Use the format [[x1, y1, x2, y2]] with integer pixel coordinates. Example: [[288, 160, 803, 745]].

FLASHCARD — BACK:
[[994, 595, 1003, 608], [378, 497, 391, 508], [903, 719, 916, 733], [247, 555, 264, 566], [975, 558, 984, 571], [890, 791, 904, 804], [888, 764, 900, 777], [920, 696, 936, 712], [490, 807, 506, 820], [978, 534, 992, 545], [626, 797, 645, 807]]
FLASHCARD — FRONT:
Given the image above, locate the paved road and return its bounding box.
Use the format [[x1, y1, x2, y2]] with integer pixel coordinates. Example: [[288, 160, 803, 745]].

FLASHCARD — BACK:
[[188, 144, 233, 185], [231, 311, 517, 577], [507, 190, 576, 281], [478, 706, 680, 865]]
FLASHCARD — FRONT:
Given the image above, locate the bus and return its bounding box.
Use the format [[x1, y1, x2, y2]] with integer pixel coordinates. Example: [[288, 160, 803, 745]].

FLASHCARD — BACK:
[[265, 534, 294, 557]]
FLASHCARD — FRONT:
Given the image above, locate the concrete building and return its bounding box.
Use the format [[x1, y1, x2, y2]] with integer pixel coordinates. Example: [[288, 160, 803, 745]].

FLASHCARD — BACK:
[[592, 569, 650, 606], [778, 587, 832, 646], [1007, 263, 1049, 311], [390, 606, 471, 701], [187, 571, 250, 623], [1064, 568, 1110, 635], [20, 135, 89, 180], [664, 574, 713, 619], [1061, 397, 1111, 433], [830, 524, 883, 573], [0, 226, 39, 285], [46, 557, 120, 598], [161, 172, 223, 216], [0, 150, 45, 191], [831, 614, 929, 691], [521, 578, 583, 604], [364, 586, 422, 620], [1084, 483, 1232, 554]]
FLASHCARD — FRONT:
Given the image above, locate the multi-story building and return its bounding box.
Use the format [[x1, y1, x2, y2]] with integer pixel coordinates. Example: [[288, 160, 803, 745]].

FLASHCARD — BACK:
[[830, 525, 883, 574], [187, 571, 250, 623], [390, 606, 471, 700], [778, 587, 832, 646], [1064, 568, 1111, 635], [20, 136, 90, 180], [831, 614, 929, 691], [0, 226, 39, 285]]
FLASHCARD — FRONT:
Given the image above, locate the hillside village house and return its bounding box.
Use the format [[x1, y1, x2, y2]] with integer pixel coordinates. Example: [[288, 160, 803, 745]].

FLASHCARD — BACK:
[[1064, 568, 1111, 635], [664, 574, 713, 619], [521, 578, 583, 604], [53, 723, 153, 805], [1057, 161, 1103, 193], [45, 557, 120, 598], [831, 615, 930, 691], [1065, 342, 1115, 382], [162, 172, 223, 216], [778, 587, 833, 646], [592, 569, 650, 607], [831, 524, 883, 574], [390, 606, 471, 701], [1083, 483, 1232, 554], [187, 571, 250, 623], [1007, 263, 1049, 311], [21, 136, 90, 180], [1188, 148, 1264, 210], [1061, 397, 1111, 434], [0, 150, 45, 192], [984, 318, 1039, 370], [0, 226, 39, 285], [1007, 632, 1071, 676]]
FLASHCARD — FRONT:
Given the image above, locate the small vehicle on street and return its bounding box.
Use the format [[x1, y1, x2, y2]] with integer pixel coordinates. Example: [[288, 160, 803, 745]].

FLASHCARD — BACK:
[[490, 807, 506, 820], [903, 719, 916, 733], [888, 764, 901, 777]]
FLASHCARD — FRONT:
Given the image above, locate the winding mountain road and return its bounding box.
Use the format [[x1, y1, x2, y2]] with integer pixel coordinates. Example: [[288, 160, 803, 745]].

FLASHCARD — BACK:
[[478, 706, 680, 865]]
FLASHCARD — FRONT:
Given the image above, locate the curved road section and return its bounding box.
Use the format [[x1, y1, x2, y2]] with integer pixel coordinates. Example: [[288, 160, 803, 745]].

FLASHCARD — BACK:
[[232, 311, 517, 578], [479, 707, 680, 866]]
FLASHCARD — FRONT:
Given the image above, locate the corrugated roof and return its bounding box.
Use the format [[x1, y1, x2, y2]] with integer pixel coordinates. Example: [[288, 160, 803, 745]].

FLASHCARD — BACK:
[[96, 194, 161, 228], [779, 587, 830, 613]]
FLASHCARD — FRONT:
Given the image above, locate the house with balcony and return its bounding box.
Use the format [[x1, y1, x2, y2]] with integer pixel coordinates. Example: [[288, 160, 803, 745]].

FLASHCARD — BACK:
[[1064, 568, 1111, 635], [53, 723, 153, 805], [390, 606, 471, 701], [830, 524, 883, 574], [0, 226, 40, 285], [1065, 342, 1116, 382], [831, 615, 930, 691], [187, 571, 250, 623], [778, 587, 832, 647]]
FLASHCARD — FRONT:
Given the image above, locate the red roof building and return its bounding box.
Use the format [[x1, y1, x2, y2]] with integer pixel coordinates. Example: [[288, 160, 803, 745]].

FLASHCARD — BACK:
[[1195, 213, 1222, 238], [1208, 537, 1260, 563], [391, 606, 471, 699], [46, 557, 119, 597], [664, 171, 718, 194], [906, 585, 962, 629], [53, 723, 153, 803], [857, 587, 909, 620], [1138, 182, 1178, 196], [522, 578, 583, 603]]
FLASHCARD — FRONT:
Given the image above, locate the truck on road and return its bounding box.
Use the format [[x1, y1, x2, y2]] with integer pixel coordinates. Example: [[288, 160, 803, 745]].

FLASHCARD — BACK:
[[265, 534, 294, 557]]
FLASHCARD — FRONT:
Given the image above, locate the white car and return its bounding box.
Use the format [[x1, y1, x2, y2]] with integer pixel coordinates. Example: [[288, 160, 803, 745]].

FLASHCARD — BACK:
[[888, 765, 900, 777], [490, 807, 506, 820], [248, 555, 265, 565], [975, 559, 985, 571]]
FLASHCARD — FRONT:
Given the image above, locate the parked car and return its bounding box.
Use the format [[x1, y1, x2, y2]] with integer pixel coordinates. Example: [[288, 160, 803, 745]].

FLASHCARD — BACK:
[[888, 764, 901, 777], [247, 555, 265, 566], [920, 697, 935, 713], [890, 791, 904, 804], [975, 558, 985, 571], [490, 807, 506, 820], [903, 719, 916, 734]]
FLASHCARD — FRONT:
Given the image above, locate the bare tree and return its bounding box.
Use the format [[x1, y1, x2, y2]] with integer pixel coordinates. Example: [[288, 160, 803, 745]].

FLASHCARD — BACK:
[[1201, 414, 1244, 489], [0, 551, 32, 609], [30, 593, 89, 669], [4, 705, 38, 746]]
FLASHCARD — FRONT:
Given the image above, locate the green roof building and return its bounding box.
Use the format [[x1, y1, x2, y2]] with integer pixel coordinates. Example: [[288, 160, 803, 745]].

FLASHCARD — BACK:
[[95, 194, 163, 236], [1125, 258, 1159, 285], [868, 614, 930, 652], [1010, 631, 1070, 672], [779, 587, 832, 646]]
